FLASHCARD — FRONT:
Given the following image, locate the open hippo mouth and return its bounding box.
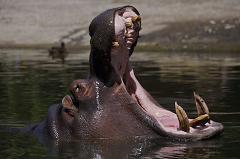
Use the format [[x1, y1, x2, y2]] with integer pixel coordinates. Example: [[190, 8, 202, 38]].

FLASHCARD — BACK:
[[60, 6, 223, 141]]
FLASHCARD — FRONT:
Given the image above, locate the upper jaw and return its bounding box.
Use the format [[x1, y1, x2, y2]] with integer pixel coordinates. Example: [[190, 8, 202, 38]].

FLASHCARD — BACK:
[[113, 9, 140, 50], [111, 10, 141, 77]]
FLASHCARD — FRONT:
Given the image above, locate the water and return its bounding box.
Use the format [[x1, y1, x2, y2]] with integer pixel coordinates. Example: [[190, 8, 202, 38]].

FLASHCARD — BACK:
[[0, 49, 240, 158]]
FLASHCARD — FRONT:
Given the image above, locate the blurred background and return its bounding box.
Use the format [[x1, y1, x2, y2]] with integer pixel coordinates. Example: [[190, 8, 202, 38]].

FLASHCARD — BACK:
[[0, 0, 240, 51]]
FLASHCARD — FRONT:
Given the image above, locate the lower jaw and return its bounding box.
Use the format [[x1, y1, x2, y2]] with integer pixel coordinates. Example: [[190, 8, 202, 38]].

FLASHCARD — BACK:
[[128, 92, 224, 141]]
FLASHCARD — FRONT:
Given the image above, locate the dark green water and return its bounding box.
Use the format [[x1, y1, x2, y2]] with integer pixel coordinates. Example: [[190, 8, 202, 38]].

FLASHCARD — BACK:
[[0, 49, 240, 158]]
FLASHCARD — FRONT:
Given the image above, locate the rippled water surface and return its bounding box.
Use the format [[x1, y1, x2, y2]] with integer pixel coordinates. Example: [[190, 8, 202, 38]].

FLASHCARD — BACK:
[[0, 49, 240, 158]]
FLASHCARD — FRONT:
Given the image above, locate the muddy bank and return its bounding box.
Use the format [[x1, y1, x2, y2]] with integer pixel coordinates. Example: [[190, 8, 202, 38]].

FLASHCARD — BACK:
[[139, 18, 240, 52], [0, 0, 240, 51]]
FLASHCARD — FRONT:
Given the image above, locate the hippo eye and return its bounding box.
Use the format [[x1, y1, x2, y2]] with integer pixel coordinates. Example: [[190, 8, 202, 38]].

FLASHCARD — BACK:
[[75, 85, 81, 93], [75, 85, 85, 93], [76, 87, 79, 93]]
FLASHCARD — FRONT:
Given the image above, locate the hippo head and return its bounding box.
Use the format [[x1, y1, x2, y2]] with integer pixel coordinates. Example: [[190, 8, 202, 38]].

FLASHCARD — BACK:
[[88, 6, 141, 87], [59, 6, 223, 141]]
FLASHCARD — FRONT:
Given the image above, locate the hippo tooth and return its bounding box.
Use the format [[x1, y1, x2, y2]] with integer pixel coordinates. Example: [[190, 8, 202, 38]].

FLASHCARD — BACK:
[[126, 41, 133, 44], [189, 114, 210, 127], [193, 92, 210, 116], [125, 21, 133, 28], [125, 33, 132, 38], [175, 102, 190, 133], [132, 16, 141, 22], [112, 41, 120, 47]]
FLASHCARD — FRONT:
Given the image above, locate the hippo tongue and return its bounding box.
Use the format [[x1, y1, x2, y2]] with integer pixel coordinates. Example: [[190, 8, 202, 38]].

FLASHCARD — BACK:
[[124, 69, 178, 129]]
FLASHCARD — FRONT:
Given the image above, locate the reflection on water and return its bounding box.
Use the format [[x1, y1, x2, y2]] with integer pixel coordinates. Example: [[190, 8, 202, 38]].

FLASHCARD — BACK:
[[0, 49, 240, 158]]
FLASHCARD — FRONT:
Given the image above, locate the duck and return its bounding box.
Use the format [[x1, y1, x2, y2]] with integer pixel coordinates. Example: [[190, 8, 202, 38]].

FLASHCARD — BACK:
[[48, 42, 67, 55]]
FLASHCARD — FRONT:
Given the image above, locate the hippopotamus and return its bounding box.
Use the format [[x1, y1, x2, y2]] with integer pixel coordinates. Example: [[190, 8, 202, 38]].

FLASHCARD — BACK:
[[30, 5, 223, 141]]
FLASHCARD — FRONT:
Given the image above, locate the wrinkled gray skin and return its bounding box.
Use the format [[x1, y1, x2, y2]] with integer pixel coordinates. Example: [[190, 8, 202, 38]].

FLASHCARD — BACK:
[[29, 6, 223, 142]]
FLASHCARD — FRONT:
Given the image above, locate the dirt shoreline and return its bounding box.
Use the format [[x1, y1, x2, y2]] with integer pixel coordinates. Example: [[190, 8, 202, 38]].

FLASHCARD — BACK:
[[0, 0, 240, 51], [1, 43, 239, 54]]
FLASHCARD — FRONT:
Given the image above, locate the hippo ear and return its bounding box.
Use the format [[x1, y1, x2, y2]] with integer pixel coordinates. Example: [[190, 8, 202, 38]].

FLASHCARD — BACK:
[[62, 95, 78, 116], [62, 95, 73, 109]]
